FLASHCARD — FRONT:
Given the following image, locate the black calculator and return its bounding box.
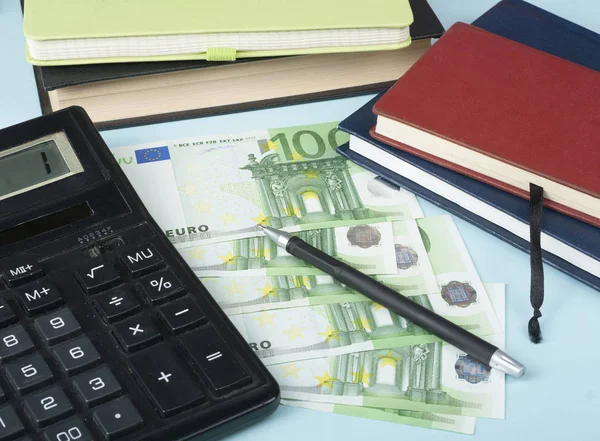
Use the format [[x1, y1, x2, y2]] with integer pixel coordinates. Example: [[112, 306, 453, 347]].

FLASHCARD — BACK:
[[0, 108, 279, 441]]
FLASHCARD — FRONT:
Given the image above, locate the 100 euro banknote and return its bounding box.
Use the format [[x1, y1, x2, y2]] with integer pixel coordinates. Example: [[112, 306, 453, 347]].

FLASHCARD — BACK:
[[200, 216, 500, 339], [270, 283, 506, 419], [183, 222, 399, 277], [201, 219, 438, 314], [403, 216, 502, 336], [111, 122, 423, 248], [280, 400, 476, 435], [227, 283, 501, 367]]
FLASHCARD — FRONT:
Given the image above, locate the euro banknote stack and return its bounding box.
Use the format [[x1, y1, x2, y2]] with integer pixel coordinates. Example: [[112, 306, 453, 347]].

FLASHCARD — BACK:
[[113, 122, 507, 435]]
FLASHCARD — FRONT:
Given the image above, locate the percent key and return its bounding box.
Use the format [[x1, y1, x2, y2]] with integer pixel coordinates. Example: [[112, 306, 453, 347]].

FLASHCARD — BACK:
[[139, 270, 184, 304]]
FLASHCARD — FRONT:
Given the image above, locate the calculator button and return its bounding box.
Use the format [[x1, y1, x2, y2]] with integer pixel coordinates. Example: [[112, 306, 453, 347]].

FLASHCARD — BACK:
[[16, 282, 63, 316], [1, 258, 44, 288], [34, 309, 82, 345], [138, 270, 184, 304], [0, 325, 34, 363], [118, 245, 163, 277], [0, 405, 24, 439], [128, 346, 204, 417], [23, 386, 74, 428], [0, 300, 17, 328], [43, 417, 93, 441], [179, 327, 250, 394], [75, 263, 121, 295], [113, 316, 160, 353], [5, 354, 53, 395], [94, 289, 141, 324], [92, 398, 143, 440], [73, 366, 122, 407], [158, 297, 205, 334], [52, 337, 101, 375]]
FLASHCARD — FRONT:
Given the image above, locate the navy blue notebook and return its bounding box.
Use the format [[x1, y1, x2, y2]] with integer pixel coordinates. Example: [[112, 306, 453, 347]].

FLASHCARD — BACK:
[[472, 0, 600, 71], [338, 94, 600, 291], [337, 0, 600, 290]]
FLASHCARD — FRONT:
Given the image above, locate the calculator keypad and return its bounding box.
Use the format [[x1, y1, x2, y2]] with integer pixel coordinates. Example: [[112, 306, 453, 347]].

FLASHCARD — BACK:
[[0, 232, 257, 440]]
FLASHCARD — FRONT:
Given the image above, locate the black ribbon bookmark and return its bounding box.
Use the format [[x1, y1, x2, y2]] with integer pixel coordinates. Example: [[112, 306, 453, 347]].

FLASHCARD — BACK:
[[528, 183, 544, 343]]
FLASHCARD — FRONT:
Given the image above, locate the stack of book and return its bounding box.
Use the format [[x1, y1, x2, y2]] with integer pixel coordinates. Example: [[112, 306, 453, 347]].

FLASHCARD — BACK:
[[22, 0, 444, 129], [337, 0, 600, 292]]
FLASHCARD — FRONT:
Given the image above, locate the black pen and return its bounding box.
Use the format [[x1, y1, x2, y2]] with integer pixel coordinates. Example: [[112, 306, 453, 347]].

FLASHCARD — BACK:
[[258, 224, 525, 377]]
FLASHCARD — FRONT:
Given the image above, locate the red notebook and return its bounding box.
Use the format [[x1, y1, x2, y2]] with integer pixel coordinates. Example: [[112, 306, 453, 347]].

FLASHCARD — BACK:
[[371, 22, 600, 227]]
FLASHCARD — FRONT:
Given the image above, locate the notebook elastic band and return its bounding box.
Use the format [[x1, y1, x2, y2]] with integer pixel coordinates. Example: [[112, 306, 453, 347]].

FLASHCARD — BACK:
[[206, 47, 237, 61], [528, 183, 544, 343]]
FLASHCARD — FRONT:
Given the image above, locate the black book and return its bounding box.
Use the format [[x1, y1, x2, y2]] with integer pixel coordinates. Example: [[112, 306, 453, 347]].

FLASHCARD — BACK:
[[28, 0, 443, 130]]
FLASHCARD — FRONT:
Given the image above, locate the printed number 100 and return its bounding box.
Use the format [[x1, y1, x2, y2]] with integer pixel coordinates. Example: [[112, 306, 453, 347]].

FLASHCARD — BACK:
[[271, 128, 342, 161]]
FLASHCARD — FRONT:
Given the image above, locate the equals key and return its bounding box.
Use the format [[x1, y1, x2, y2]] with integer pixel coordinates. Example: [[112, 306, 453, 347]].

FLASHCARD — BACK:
[[158, 297, 205, 334], [179, 326, 251, 394]]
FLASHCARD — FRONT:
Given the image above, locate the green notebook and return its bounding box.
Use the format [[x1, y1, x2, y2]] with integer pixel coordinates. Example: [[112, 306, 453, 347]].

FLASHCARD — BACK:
[[24, 0, 414, 65]]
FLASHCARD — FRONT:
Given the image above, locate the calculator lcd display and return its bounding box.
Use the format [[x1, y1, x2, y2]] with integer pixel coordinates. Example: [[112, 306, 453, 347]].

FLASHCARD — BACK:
[[0, 132, 83, 202]]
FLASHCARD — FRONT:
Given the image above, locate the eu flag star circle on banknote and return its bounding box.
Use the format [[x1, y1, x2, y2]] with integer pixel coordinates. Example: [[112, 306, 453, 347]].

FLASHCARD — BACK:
[[135, 146, 171, 164]]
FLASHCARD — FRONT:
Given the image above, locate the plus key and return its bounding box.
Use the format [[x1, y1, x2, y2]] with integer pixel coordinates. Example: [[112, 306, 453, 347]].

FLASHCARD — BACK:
[[129, 346, 204, 417]]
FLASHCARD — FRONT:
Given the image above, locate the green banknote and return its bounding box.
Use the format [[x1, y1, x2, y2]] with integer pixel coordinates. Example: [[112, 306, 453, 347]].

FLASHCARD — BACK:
[[183, 222, 399, 277], [112, 122, 423, 248], [371, 218, 438, 295], [203, 274, 372, 314], [199, 216, 500, 338], [227, 285, 501, 367], [269, 284, 506, 419], [280, 400, 476, 435], [402, 216, 503, 336], [200, 219, 438, 314]]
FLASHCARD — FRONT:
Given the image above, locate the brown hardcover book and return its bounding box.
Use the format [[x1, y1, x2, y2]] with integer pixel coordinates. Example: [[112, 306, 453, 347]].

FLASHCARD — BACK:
[[372, 23, 600, 227]]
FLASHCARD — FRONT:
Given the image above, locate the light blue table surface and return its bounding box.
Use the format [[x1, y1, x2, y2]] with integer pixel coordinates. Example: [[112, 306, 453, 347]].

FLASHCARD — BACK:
[[2, 1, 600, 439]]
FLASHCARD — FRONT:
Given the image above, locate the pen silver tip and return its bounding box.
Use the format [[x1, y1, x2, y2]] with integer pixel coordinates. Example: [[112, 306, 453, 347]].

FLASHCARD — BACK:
[[489, 349, 526, 377], [257, 224, 293, 248]]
